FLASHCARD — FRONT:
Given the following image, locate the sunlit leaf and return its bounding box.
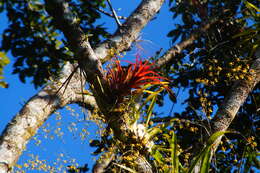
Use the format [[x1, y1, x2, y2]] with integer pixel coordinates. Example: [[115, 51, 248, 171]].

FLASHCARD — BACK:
[[188, 131, 233, 173], [170, 132, 179, 173], [0, 51, 10, 88], [200, 146, 211, 173], [145, 95, 157, 126], [244, 1, 260, 12]]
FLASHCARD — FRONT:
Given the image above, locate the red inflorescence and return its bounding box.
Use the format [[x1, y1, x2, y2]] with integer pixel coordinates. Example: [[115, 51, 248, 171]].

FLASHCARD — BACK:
[[105, 57, 168, 97]]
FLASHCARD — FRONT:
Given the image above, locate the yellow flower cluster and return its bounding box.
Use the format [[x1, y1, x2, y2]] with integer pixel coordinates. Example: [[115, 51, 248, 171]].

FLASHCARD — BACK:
[[247, 136, 257, 148], [198, 90, 213, 119], [195, 58, 252, 87]]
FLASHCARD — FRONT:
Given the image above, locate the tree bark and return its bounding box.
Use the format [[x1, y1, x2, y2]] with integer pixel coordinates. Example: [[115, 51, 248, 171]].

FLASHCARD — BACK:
[[0, 0, 165, 172], [95, 0, 165, 61], [45, 0, 104, 79], [0, 63, 95, 173], [153, 18, 219, 69], [93, 150, 115, 173], [193, 55, 260, 173], [211, 56, 260, 146]]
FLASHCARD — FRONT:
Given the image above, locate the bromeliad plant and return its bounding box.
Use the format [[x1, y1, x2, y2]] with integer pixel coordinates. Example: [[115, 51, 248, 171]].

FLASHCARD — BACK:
[[105, 56, 173, 103], [89, 56, 176, 172], [92, 57, 235, 172], [92, 56, 173, 145]]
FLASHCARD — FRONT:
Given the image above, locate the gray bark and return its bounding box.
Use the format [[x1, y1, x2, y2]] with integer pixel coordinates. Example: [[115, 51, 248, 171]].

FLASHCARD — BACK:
[[0, 63, 95, 173], [1, 0, 257, 172], [0, 0, 165, 172], [211, 56, 260, 145], [153, 18, 219, 69], [194, 53, 260, 173]]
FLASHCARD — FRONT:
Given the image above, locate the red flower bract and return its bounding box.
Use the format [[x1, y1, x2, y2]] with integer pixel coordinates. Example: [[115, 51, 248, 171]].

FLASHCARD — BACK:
[[105, 57, 167, 97]]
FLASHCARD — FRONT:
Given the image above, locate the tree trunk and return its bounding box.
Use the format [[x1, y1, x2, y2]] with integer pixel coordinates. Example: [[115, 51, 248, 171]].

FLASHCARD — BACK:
[[0, 0, 165, 172]]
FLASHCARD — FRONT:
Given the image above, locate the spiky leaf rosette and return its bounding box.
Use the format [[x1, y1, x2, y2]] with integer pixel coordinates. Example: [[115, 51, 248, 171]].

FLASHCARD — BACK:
[[105, 57, 173, 101]]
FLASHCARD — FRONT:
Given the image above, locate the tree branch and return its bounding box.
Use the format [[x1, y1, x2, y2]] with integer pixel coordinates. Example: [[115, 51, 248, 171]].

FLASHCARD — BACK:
[[95, 0, 165, 61], [95, 7, 127, 20], [73, 92, 97, 111], [93, 150, 115, 173], [211, 56, 260, 140], [0, 0, 166, 172], [153, 18, 219, 69], [192, 55, 260, 173], [44, 0, 104, 79], [106, 0, 122, 27], [0, 63, 86, 172]]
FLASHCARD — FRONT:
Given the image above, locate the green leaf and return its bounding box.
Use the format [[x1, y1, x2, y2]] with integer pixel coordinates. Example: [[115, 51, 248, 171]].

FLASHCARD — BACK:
[[96, 76, 105, 94], [152, 150, 164, 164], [187, 131, 233, 173], [147, 127, 162, 139], [187, 146, 208, 173], [200, 146, 211, 173], [0, 51, 10, 88], [170, 132, 179, 173], [145, 95, 157, 126], [232, 29, 254, 38], [207, 131, 232, 146], [138, 87, 165, 114], [244, 1, 260, 12]]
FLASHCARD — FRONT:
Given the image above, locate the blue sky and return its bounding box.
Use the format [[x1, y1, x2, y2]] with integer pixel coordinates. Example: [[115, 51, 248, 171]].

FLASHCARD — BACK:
[[0, 1, 183, 172]]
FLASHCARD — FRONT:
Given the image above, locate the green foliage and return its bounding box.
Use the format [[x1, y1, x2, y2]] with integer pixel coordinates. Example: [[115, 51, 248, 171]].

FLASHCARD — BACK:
[[139, 86, 167, 126], [150, 131, 246, 173], [0, 0, 109, 87], [0, 51, 9, 88], [170, 132, 179, 173], [187, 131, 232, 173], [160, 0, 260, 171], [0, 0, 259, 172]]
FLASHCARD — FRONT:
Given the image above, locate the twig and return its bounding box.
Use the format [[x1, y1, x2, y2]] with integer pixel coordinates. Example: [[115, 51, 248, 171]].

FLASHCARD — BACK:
[[106, 0, 122, 27], [96, 7, 127, 20]]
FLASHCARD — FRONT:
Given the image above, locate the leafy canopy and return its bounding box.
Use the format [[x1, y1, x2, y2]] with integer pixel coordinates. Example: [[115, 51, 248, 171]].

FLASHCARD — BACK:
[[0, 0, 259, 172]]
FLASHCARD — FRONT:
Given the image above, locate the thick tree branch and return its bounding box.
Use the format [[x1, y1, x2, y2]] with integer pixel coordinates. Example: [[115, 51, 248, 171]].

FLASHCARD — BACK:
[[153, 18, 219, 69], [45, 0, 104, 79], [192, 56, 260, 173], [93, 150, 115, 173], [0, 63, 88, 172], [74, 94, 97, 110], [0, 0, 166, 172], [211, 56, 260, 135], [95, 0, 165, 61]]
